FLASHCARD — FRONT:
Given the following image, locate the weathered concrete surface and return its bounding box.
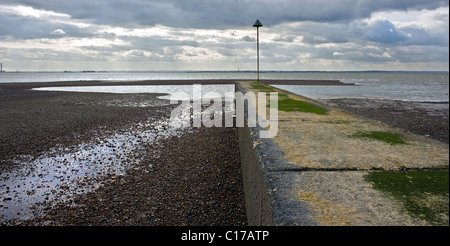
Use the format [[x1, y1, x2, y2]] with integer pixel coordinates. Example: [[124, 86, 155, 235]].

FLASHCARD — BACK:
[[273, 93, 448, 171], [236, 81, 448, 226]]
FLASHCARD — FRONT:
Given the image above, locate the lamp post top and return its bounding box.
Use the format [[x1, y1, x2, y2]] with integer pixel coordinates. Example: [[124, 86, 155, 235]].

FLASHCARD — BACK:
[[253, 19, 263, 27]]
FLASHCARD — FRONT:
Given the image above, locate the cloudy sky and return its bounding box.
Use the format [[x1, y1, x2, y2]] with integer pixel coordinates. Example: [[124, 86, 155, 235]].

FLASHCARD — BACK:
[[0, 0, 448, 71]]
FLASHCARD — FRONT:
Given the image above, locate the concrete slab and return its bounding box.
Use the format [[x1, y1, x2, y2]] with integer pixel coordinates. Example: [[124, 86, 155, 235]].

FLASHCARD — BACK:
[[268, 171, 429, 226], [236, 81, 448, 226]]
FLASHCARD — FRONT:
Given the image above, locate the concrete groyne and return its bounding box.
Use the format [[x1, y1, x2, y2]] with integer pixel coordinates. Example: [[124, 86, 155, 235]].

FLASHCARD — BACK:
[[235, 81, 448, 226], [236, 82, 317, 225]]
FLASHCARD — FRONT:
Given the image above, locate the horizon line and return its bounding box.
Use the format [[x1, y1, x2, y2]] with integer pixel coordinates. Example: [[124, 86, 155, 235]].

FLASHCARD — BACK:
[[1, 70, 448, 73]]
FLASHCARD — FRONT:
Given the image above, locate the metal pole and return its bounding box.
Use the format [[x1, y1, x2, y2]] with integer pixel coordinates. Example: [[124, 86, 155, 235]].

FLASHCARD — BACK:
[[253, 19, 263, 82], [257, 27, 260, 82]]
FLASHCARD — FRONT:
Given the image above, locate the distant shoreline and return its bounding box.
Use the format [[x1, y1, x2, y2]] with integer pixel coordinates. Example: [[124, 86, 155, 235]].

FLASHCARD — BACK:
[[0, 79, 353, 90], [1, 70, 448, 73]]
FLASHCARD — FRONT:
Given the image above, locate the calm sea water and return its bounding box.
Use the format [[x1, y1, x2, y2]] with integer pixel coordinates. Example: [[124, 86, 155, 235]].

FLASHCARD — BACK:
[[1, 71, 448, 102], [271, 72, 449, 102], [0, 71, 257, 82]]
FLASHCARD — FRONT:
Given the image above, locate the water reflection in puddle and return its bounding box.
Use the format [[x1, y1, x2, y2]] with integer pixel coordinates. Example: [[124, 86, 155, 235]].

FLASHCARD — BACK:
[[33, 84, 236, 101], [1, 85, 237, 223], [0, 103, 193, 222]]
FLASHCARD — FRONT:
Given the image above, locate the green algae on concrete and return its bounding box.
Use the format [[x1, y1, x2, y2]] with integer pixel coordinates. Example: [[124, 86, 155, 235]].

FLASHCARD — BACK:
[[240, 80, 449, 171], [251, 81, 328, 115], [351, 131, 407, 145], [236, 80, 449, 226], [365, 169, 449, 226], [250, 81, 277, 92], [277, 96, 328, 115]]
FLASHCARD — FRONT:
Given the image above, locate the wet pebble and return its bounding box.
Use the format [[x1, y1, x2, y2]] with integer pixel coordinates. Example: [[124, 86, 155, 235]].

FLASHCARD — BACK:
[[1, 89, 246, 226]]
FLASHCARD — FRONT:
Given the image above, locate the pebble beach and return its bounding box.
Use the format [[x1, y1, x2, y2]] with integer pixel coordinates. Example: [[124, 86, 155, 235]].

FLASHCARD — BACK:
[[322, 98, 449, 144], [0, 81, 246, 226], [1, 79, 448, 226]]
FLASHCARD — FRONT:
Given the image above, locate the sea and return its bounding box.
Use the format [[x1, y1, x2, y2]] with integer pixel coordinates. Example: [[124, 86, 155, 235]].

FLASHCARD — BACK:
[[0, 71, 449, 102]]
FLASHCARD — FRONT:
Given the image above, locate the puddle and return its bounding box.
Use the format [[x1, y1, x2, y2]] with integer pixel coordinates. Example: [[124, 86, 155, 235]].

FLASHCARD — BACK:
[[1, 85, 238, 223], [0, 104, 193, 222], [33, 85, 236, 101]]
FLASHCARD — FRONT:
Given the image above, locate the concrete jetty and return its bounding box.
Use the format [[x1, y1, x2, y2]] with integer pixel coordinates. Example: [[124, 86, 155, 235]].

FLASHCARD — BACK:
[[236, 81, 449, 226]]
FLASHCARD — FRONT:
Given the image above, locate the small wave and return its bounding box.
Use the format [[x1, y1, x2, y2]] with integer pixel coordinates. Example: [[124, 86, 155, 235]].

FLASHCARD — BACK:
[[395, 99, 449, 103], [339, 79, 361, 84], [321, 96, 449, 104]]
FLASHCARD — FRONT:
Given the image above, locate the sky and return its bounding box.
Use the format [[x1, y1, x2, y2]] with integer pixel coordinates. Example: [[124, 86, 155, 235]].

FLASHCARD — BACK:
[[0, 0, 448, 71]]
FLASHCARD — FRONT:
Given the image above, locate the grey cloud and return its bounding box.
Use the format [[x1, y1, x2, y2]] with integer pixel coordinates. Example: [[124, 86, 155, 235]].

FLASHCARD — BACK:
[[294, 16, 447, 47], [348, 18, 449, 46], [241, 35, 255, 42], [362, 20, 409, 43], [282, 22, 351, 44], [2, 0, 448, 29], [0, 0, 448, 71], [217, 47, 236, 57], [272, 35, 295, 43], [120, 36, 199, 50], [392, 45, 449, 62], [302, 33, 349, 44], [0, 7, 100, 39], [400, 26, 449, 47]]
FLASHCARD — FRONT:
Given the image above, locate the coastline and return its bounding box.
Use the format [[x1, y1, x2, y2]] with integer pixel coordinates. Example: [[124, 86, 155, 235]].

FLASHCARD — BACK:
[[0, 85, 246, 225], [237, 80, 448, 226], [0, 78, 351, 90], [0, 80, 237, 90], [1, 79, 447, 225]]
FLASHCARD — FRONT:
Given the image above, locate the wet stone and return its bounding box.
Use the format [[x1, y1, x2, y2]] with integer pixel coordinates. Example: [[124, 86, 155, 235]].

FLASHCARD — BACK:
[[0, 88, 246, 226]]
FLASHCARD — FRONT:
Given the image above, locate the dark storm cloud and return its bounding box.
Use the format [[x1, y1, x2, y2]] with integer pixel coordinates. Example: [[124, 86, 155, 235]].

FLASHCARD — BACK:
[[0, 12, 53, 39], [1, 0, 448, 28], [0, 13, 93, 39], [0, 0, 448, 71], [360, 20, 409, 43]]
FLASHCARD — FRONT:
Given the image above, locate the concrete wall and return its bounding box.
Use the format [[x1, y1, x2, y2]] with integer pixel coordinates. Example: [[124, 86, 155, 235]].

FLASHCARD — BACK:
[[235, 82, 318, 226], [236, 82, 275, 225], [238, 118, 275, 225], [235, 81, 447, 226]]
